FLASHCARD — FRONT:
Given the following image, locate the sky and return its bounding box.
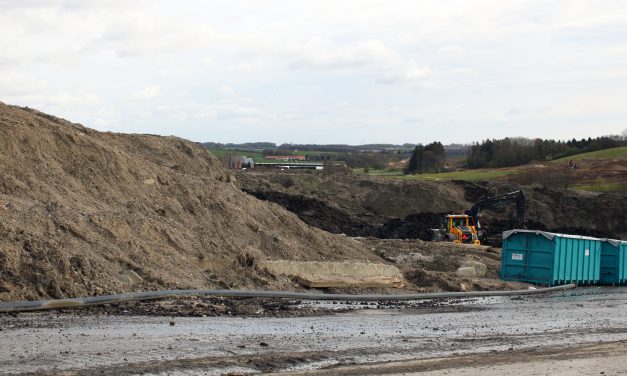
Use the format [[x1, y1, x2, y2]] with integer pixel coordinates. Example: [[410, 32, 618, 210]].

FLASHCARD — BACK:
[[1, 0, 627, 145]]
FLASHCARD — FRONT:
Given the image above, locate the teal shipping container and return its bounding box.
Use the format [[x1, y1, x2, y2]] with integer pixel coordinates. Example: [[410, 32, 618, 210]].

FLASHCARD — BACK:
[[501, 230, 601, 286], [600, 239, 627, 285]]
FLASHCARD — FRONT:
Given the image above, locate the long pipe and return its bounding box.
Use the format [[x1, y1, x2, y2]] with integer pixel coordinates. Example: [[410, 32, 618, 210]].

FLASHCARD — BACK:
[[0, 284, 576, 313]]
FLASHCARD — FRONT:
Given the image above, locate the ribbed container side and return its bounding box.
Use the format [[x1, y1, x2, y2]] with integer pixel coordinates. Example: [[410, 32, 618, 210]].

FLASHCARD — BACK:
[[600, 240, 627, 285], [501, 230, 602, 286]]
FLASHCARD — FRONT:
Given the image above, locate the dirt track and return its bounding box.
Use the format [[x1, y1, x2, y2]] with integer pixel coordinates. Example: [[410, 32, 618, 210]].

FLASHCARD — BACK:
[[273, 342, 627, 375], [1, 286, 625, 375]]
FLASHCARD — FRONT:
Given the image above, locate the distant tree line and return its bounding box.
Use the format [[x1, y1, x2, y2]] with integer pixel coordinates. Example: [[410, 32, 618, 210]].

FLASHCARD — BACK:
[[275, 143, 415, 153], [203, 142, 277, 149], [404, 142, 446, 174], [466, 135, 627, 168]]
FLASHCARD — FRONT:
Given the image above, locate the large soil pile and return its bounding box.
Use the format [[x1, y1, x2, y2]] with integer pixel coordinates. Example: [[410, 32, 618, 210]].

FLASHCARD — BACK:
[[0, 103, 379, 301]]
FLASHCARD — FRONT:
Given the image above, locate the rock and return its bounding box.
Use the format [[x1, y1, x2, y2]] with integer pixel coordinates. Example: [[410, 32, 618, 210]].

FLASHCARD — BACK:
[[456, 260, 487, 277], [116, 270, 143, 286], [455, 267, 478, 278], [393, 252, 433, 265]]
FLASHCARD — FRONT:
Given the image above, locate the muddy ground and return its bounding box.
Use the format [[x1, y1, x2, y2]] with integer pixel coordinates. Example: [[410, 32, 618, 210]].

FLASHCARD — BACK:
[[236, 171, 627, 244], [1, 286, 625, 375]]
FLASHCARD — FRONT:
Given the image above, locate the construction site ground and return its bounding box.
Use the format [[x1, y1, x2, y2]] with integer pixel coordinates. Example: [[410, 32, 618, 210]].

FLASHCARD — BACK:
[[235, 170, 627, 243], [1, 103, 626, 374], [2, 286, 625, 375]]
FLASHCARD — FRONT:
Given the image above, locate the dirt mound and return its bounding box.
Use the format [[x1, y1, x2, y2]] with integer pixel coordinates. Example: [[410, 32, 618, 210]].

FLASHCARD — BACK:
[[0, 103, 380, 301]]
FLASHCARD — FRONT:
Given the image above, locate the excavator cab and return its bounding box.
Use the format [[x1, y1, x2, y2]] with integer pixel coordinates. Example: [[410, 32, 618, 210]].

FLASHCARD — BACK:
[[430, 190, 526, 247], [445, 214, 480, 245]]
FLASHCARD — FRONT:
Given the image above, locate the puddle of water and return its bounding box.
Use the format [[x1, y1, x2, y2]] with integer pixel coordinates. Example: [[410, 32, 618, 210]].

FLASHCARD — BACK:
[[293, 296, 506, 311]]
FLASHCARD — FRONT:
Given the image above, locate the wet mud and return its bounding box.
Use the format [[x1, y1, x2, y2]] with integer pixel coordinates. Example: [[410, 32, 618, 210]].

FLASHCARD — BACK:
[[1, 286, 625, 375]]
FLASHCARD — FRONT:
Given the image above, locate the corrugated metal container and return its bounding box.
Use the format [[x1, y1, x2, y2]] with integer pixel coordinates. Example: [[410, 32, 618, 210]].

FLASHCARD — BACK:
[[600, 239, 627, 285], [501, 230, 601, 286]]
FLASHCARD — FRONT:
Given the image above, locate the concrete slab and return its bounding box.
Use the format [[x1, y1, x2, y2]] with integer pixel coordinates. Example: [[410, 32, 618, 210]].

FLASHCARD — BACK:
[[258, 260, 405, 288]]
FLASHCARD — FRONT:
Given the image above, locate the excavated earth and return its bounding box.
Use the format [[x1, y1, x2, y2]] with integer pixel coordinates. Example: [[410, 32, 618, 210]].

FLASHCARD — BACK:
[[236, 171, 627, 243], [1, 103, 625, 375], [1, 103, 533, 303], [1, 101, 624, 305], [0, 103, 387, 301]]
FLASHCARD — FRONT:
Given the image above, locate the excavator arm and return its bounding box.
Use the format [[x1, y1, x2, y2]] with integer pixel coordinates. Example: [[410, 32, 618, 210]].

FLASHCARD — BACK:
[[465, 190, 526, 232]]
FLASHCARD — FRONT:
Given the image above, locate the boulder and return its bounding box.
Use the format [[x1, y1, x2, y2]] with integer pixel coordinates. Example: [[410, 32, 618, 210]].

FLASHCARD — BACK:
[[455, 260, 487, 278]]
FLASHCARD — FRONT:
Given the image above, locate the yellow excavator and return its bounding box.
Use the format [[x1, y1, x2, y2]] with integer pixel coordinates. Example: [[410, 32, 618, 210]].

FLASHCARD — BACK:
[[431, 190, 526, 245], [439, 214, 482, 245]]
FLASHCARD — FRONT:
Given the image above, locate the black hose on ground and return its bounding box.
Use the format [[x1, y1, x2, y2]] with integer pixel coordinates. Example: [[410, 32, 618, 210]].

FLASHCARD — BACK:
[[0, 284, 577, 313]]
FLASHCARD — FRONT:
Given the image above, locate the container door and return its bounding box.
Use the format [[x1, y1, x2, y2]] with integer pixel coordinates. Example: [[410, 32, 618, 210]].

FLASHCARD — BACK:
[[526, 235, 554, 284], [501, 233, 529, 281], [555, 237, 601, 285], [600, 242, 619, 284], [619, 242, 627, 285]]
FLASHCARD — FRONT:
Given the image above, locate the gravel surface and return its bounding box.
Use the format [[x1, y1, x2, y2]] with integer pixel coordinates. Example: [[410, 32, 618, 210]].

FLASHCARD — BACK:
[[1, 286, 625, 375]]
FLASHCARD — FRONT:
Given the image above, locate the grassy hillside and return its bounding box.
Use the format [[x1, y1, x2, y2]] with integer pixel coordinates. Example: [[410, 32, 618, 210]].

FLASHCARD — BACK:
[[552, 146, 627, 162], [355, 168, 516, 181], [397, 169, 516, 181]]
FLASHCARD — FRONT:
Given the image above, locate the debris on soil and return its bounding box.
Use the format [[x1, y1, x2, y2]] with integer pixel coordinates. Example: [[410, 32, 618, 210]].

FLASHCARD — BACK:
[[356, 238, 529, 292]]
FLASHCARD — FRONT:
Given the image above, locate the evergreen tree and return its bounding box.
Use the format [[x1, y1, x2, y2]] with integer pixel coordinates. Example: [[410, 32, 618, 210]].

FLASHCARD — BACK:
[[405, 144, 424, 174]]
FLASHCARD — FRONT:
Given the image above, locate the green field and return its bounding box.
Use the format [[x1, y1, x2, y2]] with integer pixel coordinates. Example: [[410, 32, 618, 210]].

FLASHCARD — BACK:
[[396, 169, 516, 181], [552, 146, 627, 162], [355, 168, 516, 181], [353, 168, 403, 176], [572, 181, 625, 192]]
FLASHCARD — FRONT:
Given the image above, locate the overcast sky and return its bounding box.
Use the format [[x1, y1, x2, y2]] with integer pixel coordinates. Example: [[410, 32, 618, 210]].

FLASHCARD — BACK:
[[2, 1, 627, 145]]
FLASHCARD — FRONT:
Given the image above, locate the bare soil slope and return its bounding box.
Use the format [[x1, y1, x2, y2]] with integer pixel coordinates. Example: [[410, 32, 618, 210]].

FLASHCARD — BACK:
[[236, 171, 627, 241], [0, 103, 379, 301]]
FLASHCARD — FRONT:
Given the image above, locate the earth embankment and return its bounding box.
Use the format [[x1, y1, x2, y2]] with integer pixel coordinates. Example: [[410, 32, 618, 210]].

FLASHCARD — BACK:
[[236, 171, 626, 242], [0, 103, 380, 301]]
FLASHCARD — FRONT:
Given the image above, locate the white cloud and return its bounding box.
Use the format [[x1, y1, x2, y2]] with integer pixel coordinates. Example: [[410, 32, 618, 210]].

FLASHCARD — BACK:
[[2, 1, 627, 143], [437, 45, 464, 55], [217, 85, 236, 98], [506, 107, 550, 116], [154, 101, 263, 122], [130, 85, 160, 101], [378, 61, 433, 86], [48, 90, 101, 107], [229, 60, 265, 73], [211, 103, 262, 120], [0, 72, 47, 95], [287, 38, 397, 70]]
